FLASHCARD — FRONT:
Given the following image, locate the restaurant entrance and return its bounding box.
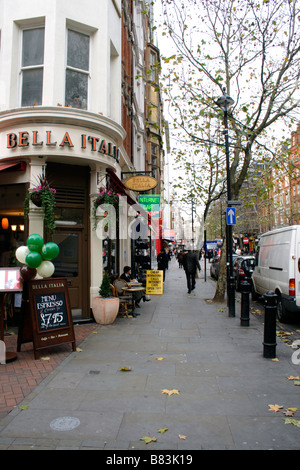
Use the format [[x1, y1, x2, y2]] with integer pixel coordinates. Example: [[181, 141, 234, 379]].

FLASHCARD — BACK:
[[46, 163, 90, 320], [52, 228, 88, 320]]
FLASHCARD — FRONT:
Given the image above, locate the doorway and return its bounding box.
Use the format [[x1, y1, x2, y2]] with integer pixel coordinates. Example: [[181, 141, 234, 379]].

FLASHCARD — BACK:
[[52, 228, 88, 320], [46, 163, 90, 320]]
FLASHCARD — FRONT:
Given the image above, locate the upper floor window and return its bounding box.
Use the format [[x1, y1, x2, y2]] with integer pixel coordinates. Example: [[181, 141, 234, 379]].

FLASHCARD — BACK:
[[65, 30, 90, 109], [21, 28, 45, 106]]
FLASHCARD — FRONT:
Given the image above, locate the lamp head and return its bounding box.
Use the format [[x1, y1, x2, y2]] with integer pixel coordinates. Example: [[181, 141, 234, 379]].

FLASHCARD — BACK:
[[216, 87, 235, 111]]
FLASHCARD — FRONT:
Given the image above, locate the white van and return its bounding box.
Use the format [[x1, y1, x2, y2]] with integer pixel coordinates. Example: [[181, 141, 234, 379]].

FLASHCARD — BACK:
[[252, 225, 300, 323]]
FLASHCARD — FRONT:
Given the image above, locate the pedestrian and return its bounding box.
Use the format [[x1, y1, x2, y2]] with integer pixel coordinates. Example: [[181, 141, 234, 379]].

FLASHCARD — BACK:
[[157, 248, 168, 281], [119, 266, 150, 308], [183, 250, 201, 294]]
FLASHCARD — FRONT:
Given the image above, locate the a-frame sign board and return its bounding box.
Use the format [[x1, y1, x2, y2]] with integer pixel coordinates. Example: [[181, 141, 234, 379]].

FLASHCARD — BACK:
[[18, 278, 76, 360]]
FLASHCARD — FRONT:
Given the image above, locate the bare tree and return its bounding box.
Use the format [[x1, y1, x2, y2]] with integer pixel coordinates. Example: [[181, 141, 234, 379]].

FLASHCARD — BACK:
[[158, 0, 300, 301]]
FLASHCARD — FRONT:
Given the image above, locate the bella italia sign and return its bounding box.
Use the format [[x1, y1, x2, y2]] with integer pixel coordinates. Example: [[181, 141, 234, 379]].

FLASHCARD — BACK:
[[6, 130, 120, 162]]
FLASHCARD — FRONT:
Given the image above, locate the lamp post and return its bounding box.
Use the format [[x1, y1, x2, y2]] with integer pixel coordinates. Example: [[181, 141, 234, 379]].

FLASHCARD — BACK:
[[216, 87, 235, 317]]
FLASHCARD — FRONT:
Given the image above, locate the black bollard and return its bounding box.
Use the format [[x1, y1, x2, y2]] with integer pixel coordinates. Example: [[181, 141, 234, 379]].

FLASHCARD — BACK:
[[240, 279, 251, 326], [263, 290, 277, 358]]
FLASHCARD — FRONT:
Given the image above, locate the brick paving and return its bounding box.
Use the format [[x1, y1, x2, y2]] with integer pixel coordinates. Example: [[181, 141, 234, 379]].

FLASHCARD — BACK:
[[0, 322, 97, 418]]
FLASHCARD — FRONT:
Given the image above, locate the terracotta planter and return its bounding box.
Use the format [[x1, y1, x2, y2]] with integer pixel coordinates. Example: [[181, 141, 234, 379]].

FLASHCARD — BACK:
[[92, 296, 119, 325]]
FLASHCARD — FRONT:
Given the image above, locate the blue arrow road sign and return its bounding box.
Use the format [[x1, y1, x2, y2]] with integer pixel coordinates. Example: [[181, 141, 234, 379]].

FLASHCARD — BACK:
[[226, 207, 236, 225]]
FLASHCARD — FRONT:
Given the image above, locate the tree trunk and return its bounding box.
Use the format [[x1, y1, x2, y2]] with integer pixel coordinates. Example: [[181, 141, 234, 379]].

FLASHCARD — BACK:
[[212, 237, 227, 303]]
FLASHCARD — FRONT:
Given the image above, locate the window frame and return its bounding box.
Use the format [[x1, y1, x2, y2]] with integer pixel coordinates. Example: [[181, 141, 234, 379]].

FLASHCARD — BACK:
[[65, 28, 91, 110], [20, 26, 45, 107]]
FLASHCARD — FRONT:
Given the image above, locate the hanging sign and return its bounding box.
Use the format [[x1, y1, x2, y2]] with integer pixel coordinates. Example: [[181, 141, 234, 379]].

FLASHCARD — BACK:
[[146, 270, 163, 295], [138, 195, 161, 220], [124, 175, 158, 192], [17, 278, 76, 359]]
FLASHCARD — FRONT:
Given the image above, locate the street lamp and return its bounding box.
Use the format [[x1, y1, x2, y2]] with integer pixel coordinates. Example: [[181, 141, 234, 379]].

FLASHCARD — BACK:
[[216, 87, 235, 317]]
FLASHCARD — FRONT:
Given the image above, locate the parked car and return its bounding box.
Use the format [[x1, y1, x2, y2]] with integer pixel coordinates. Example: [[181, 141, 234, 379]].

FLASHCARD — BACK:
[[252, 225, 300, 322], [233, 256, 255, 291], [210, 256, 220, 279]]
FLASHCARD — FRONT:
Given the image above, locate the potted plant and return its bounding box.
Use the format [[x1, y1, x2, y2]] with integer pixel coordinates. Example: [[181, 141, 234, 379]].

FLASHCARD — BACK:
[[92, 188, 119, 229], [92, 271, 119, 324], [24, 175, 56, 236]]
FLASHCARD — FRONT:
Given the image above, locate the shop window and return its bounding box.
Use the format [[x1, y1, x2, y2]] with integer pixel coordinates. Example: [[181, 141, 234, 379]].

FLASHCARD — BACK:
[[65, 30, 90, 109], [21, 28, 45, 106]]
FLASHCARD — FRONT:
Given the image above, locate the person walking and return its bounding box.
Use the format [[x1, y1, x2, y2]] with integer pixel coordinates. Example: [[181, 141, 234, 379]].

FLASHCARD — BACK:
[[157, 248, 168, 281], [183, 250, 201, 294]]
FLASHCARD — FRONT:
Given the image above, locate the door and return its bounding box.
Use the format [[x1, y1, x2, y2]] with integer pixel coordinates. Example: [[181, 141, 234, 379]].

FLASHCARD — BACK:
[[52, 228, 88, 320]]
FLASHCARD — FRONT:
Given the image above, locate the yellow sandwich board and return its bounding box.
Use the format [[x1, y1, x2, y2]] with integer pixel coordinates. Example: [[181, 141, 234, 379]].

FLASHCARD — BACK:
[[146, 270, 163, 295]]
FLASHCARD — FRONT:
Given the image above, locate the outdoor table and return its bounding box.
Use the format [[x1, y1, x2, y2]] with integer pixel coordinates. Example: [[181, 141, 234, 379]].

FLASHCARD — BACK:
[[121, 286, 145, 313]]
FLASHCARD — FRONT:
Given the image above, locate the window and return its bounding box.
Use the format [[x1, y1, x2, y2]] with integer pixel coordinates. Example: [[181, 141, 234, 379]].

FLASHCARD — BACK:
[[65, 30, 90, 109], [150, 50, 157, 83], [21, 28, 45, 106]]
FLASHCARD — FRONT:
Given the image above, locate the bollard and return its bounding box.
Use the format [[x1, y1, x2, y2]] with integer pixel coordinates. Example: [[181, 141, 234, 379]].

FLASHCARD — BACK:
[[263, 290, 277, 358], [240, 279, 251, 326]]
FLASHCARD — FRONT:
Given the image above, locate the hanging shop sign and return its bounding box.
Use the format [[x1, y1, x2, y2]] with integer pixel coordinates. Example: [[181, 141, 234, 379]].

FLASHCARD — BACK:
[[6, 130, 120, 162], [138, 195, 161, 220], [146, 270, 163, 295], [124, 175, 158, 192], [17, 278, 76, 360]]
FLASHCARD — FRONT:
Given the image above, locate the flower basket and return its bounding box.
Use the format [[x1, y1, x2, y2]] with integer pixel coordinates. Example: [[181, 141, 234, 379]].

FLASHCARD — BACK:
[[92, 188, 119, 230], [24, 176, 57, 236]]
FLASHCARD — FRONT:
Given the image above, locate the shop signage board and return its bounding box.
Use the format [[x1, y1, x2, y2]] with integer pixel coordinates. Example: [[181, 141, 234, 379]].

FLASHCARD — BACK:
[[17, 278, 76, 359], [138, 195, 161, 220], [146, 270, 163, 295], [0, 268, 22, 292], [124, 175, 158, 192]]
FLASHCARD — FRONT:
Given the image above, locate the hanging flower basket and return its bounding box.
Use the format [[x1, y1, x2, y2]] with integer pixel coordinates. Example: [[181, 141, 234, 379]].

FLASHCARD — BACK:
[[24, 176, 57, 236], [92, 188, 119, 229]]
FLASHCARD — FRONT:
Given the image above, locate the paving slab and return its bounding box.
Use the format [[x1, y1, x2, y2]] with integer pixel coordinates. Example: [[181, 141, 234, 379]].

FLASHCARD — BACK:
[[1, 258, 300, 451]]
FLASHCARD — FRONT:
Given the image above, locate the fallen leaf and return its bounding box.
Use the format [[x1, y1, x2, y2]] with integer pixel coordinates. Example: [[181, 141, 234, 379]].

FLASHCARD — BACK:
[[120, 366, 132, 371], [268, 404, 284, 412], [140, 436, 157, 444], [92, 331, 98, 334], [178, 434, 186, 440], [19, 405, 29, 410], [285, 418, 300, 427], [41, 356, 50, 361], [282, 409, 296, 417], [161, 389, 180, 396], [76, 348, 83, 352], [294, 381, 300, 386], [156, 357, 164, 361], [288, 376, 300, 380], [157, 427, 168, 434], [272, 358, 279, 361]]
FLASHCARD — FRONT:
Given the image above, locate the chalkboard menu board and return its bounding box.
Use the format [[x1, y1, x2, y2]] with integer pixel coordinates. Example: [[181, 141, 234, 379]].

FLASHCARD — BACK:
[[18, 278, 76, 359]]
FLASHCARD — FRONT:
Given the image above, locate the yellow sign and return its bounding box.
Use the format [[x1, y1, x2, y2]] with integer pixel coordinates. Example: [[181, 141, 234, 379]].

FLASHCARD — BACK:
[[146, 270, 163, 295], [124, 175, 158, 192]]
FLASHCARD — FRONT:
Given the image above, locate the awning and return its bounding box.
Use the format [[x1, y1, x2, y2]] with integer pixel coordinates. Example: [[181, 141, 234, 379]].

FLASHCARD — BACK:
[[0, 161, 26, 172]]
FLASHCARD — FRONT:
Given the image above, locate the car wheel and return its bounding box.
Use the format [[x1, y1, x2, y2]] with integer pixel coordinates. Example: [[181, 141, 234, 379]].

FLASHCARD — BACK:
[[277, 294, 289, 323]]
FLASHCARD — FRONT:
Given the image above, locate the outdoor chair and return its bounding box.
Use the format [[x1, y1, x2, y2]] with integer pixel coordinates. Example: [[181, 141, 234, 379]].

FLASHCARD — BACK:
[[112, 280, 134, 317]]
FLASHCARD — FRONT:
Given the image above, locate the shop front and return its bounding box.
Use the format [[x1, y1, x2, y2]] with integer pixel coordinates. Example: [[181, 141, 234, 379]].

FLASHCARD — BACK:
[[0, 107, 130, 322]]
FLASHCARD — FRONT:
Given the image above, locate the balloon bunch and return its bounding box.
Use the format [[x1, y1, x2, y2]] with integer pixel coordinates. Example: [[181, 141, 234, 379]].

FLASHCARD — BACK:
[[16, 234, 59, 281]]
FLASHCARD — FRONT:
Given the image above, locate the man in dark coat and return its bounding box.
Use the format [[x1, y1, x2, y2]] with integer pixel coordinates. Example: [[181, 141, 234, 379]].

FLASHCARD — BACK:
[[157, 248, 168, 281], [183, 250, 201, 294]]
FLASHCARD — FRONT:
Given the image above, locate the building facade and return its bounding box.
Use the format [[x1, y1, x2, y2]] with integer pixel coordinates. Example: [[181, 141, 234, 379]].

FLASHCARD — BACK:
[[0, 0, 163, 321]]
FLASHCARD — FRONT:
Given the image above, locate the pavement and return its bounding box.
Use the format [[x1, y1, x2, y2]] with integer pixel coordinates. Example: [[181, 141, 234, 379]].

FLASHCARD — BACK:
[[0, 258, 300, 451]]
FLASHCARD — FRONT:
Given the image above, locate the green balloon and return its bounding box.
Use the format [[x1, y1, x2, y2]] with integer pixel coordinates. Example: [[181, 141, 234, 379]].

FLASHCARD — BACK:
[[27, 234, 44, 252], [25, 251, 43, 268], [41, 242, 59, 260]]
